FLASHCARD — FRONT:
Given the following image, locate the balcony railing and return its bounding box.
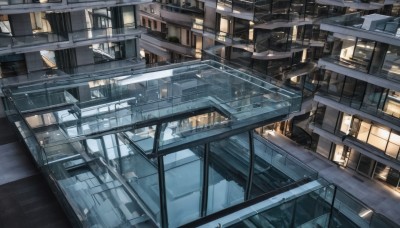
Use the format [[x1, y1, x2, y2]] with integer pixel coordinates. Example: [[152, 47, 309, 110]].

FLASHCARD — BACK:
[[160, 3, 203, 16], [144, 29, 196, 56], [0, 33, 67, 49], [322, 56, 400, 83], [72, 26, 143, 42], [0, 26, 143, 54], [0, 0, 146, 5], [316, 91, 400, 131], [0, 0, 61, 5]]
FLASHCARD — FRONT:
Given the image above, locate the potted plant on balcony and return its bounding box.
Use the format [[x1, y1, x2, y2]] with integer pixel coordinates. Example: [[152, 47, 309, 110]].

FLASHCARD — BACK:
[[167, 36, 180, 43]]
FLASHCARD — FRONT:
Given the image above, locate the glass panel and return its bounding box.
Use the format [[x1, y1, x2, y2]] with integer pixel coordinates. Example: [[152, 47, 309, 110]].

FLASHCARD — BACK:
[[367, 126, 389, 152], [293, 189, 331, 227], [339, 113, 352, 134], [122, 6, 136, 27], [382, 45, 400, 80], [332, 144, 346, 165], [207, 133, 249, 214], [357, 155, 375, 177], [373, 162, 390, 181], [124, 126, 156, 153], [164, 146, 203, 227], [347, 149, 359, 170], [386, 132, 400, 158], [352, 39, 376, 71], [383, 91, 400, 118], [356, 121, 371, 142]]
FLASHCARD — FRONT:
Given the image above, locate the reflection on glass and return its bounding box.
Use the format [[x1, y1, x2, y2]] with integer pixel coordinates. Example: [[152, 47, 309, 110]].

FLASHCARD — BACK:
[[207, 134, 249, 214], [164, 147, 203, 227]]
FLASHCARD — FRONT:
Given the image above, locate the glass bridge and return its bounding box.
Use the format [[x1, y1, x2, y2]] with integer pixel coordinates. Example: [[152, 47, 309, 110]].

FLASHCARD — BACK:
[[2, 60, 396, 227]]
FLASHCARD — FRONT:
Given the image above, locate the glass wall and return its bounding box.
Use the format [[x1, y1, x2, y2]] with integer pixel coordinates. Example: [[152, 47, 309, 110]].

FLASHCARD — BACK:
[[319, 70, 400, 123], [164, 146, 204, 227], [329, 37, 400, 81], [351, 119, 400, 160], [382, 45, 400, 81], [207, 133, 249, 214]]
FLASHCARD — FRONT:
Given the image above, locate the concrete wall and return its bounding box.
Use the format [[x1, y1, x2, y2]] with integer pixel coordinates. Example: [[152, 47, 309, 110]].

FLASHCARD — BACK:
[[75, 46, 95, 66], [70, 10, 88, 31]]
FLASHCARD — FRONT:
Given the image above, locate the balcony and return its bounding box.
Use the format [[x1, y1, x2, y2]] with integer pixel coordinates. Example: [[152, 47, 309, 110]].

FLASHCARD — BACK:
[[0, 0, 152, 14], [314, 92, 400, 133], [316, 0, 386, 10], [215, 0, 254, 21], [0, 26, 144, 55], [318, 58, 400, 92], [310, 122, 400, 171], [141, 30, 196, 57], [254, 13, 314, 30], [160, 3, 203, 27], [283, 62, 317, 79], [320, 13, 400, 47]]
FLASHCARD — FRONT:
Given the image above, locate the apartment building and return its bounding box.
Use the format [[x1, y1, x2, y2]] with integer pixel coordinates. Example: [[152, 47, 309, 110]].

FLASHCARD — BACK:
[[0, 0, 149, 117], [312, 12, 400, 191]]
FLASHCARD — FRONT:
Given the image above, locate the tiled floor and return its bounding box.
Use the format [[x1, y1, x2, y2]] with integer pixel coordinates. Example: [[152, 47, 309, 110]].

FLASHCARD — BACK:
[[0, 118, 71, 228], [0, 142, 37, 185], [267, 132, 400, 226]]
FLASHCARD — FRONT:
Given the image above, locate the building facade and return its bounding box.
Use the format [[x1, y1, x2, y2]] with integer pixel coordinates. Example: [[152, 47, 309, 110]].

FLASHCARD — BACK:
[[312, 12, 400, 191], [140, 0, 400, 191], [0, 0, 149, 116]]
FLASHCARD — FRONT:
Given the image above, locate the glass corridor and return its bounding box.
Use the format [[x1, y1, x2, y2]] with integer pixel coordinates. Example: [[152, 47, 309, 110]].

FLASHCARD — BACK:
[[3, 60, 310, 227], [4, 60, 395, 227]]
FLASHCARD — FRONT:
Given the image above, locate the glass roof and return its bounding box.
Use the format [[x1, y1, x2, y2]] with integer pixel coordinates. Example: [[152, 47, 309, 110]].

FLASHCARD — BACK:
[[5, 60, 301, 157], [2, 61, 315, 227]]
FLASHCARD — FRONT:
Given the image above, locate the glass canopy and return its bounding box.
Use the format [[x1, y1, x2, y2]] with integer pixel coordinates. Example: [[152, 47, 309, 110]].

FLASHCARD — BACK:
[[4, 60, 311, 227]]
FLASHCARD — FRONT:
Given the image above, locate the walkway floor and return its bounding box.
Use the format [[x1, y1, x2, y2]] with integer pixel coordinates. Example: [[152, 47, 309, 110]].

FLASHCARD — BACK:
[[0, 118, 71, 228], [267, 132, 400, 225]]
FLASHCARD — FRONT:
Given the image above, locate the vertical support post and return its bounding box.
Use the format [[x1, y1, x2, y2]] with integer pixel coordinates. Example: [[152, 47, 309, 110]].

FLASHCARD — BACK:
[[245, 131, 255, 201], [153, 123, 168, 227], [114, 133, 123, 174], [327, 185, 338, 227], [201, 143, 210, 217], [100, 136, 109, 163]]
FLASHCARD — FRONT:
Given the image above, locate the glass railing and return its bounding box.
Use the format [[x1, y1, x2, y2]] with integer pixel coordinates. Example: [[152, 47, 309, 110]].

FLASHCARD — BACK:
[[160, 3, 203, 16], [0, 0, 61, 6], [316, 91, 400, 129], [47, 157, 157, 227], [0, 33, 67, 49], [0, 0, 147, 5], [322, 56, 400, 82], [322, 12, 400, 36], [216, 31, 232, 42], [182, 179, 330, 227], [254, 135, 318, 180], [67, 0, 149, 3], [72, 26, 142, 42], [332, 187, 398, 228], [0, 26, 144, 54]]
